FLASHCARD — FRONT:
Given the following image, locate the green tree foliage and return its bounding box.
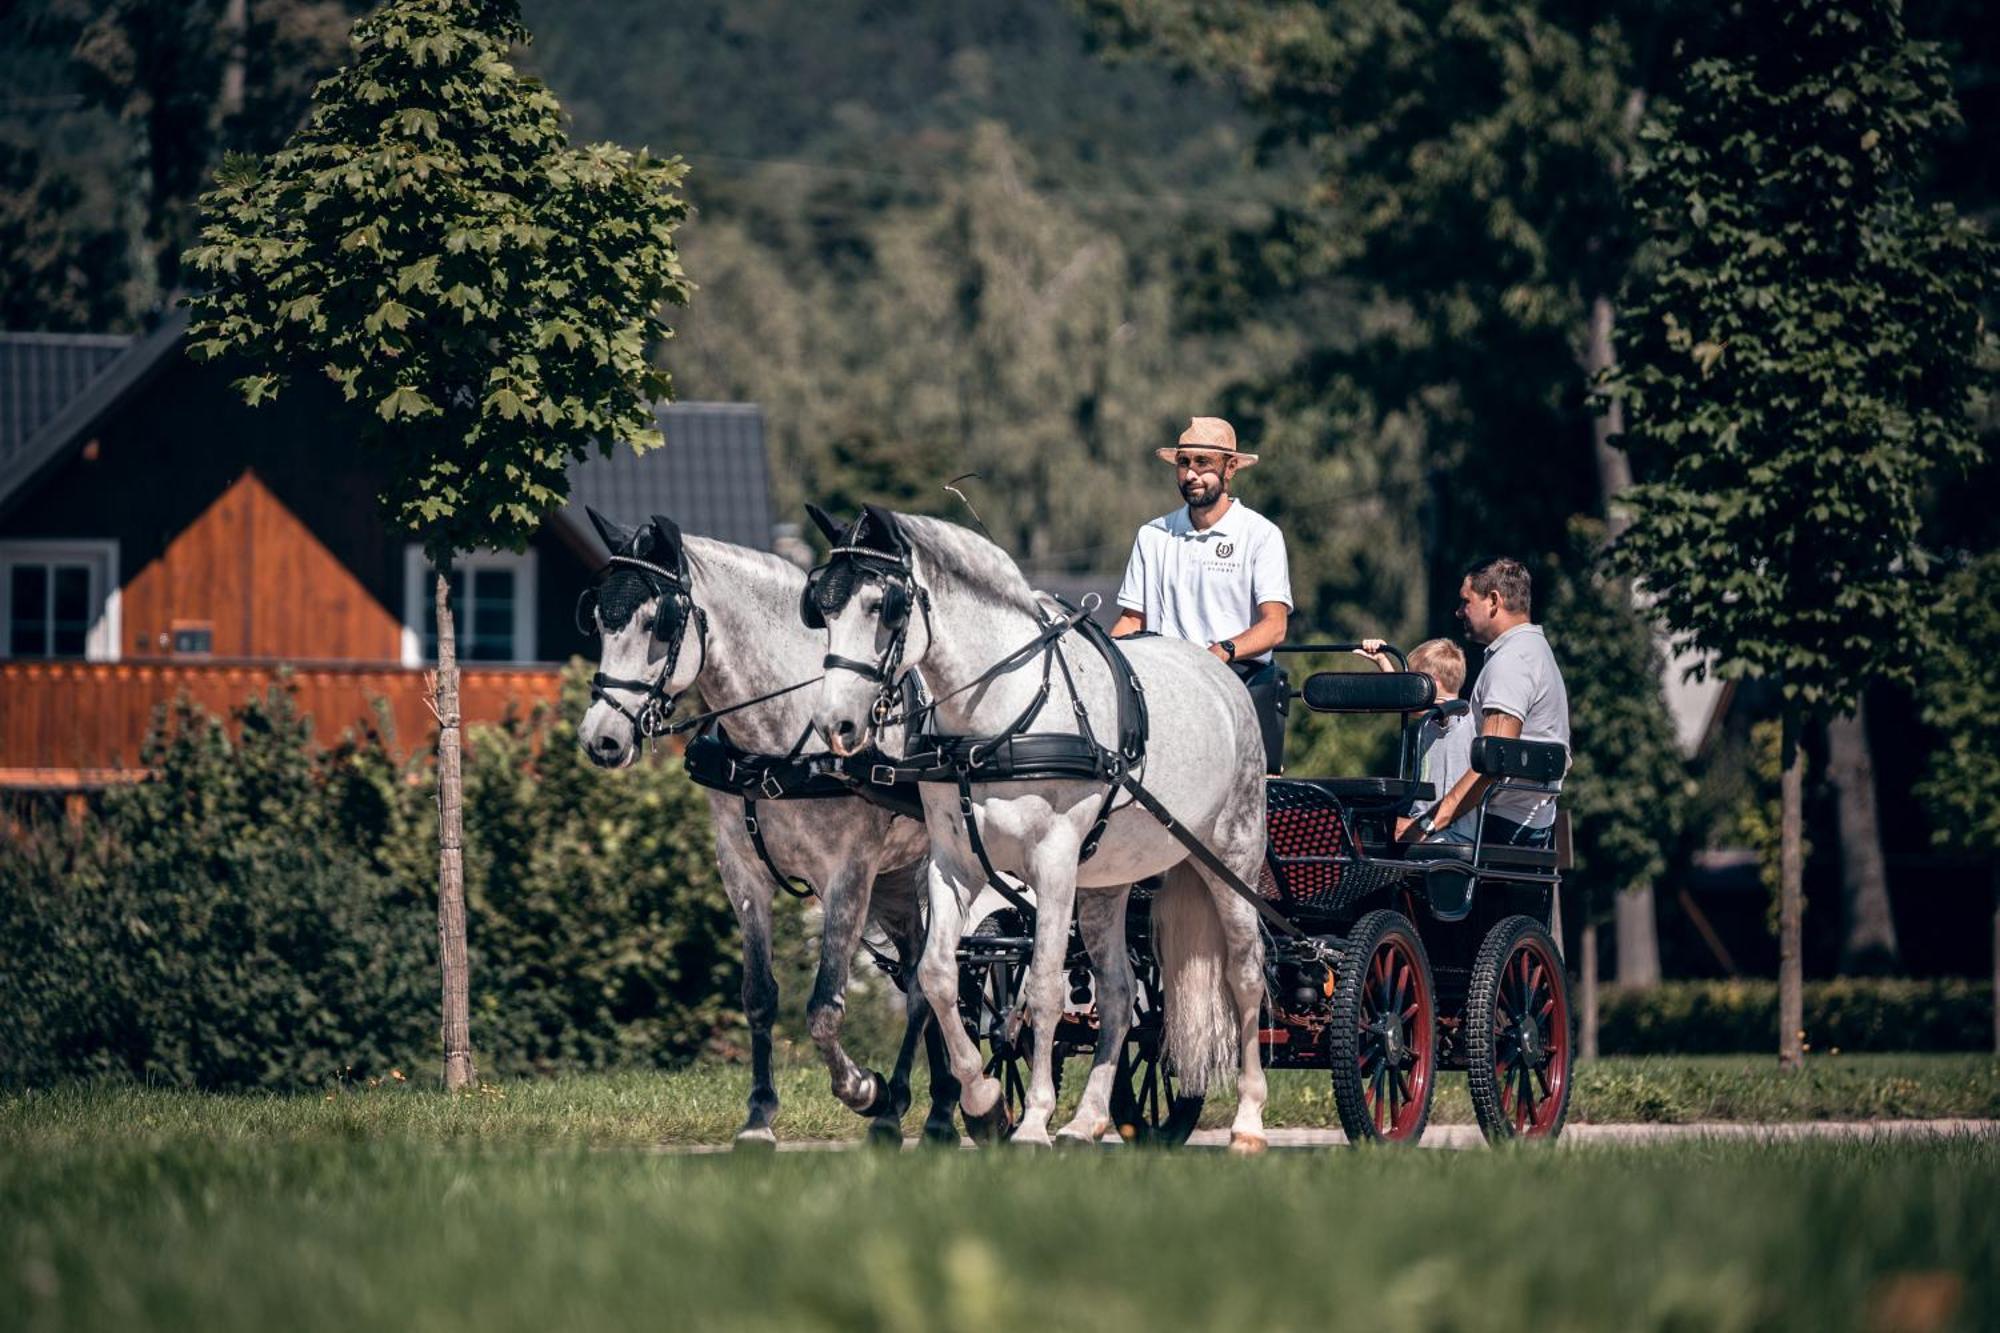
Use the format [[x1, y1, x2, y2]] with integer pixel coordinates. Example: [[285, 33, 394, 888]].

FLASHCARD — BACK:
[[8, 1, 371, 321], [0, 677, 741, 1090], [183, 0, 689, 559], [1607, 0, 1992, 1061], [1081, 0, 1652, 595], [1917, 553, 2000, 858], [1607, 0, 1993, 710], [677, 121, 1309, 573], [1545, 520, 1690, 916]]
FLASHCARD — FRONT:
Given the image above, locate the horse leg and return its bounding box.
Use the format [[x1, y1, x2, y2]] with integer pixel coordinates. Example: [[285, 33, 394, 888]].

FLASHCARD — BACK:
[[806, 867, 892, 1122], [865, 859, 934, 1146], [919, 997, 962, 1145], [723, 858, 782, 1148], [1056, 885, 1132, 1146], [918, 855, 999, 1119], [1010, 848, 1080, 1148], [1191, 852, 1271, 1154]]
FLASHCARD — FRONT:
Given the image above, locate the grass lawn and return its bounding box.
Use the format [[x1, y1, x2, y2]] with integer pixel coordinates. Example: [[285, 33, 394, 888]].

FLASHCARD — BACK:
[[2, 1059, 1996, 1331], [2, 1131, 1995, 1331], [3, 1055, 1992, 1153]]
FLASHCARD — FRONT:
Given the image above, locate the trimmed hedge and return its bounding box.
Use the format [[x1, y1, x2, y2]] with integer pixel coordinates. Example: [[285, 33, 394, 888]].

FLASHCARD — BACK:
[[1598, 978, 1995, 1054], [0, 670, 740, 1090]]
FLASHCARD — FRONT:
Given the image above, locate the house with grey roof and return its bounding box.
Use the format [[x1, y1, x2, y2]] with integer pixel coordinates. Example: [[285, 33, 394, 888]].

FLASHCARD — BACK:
[[0, 316, 773, 787]]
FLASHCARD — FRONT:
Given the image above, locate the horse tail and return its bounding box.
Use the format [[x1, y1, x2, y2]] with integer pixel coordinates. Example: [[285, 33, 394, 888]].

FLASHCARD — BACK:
[[1153, 861, 1237, 1097]]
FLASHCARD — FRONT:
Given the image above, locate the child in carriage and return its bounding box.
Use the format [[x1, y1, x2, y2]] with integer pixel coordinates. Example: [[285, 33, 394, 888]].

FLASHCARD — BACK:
[[1354, 637, 1476, 843]]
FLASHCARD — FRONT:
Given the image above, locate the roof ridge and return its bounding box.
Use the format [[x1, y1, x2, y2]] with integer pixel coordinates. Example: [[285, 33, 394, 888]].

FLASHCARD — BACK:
[[0, 331, 138, 348]]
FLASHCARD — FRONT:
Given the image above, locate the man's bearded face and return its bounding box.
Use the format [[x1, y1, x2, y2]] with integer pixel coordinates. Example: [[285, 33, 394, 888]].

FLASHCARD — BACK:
[[1176, 452, 1232, 509]]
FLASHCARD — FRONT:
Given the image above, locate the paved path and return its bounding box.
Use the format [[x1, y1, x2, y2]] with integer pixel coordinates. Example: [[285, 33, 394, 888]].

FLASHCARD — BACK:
[[675, 1119, 1999, 1153], [1189, 1119, 2000, 1150]]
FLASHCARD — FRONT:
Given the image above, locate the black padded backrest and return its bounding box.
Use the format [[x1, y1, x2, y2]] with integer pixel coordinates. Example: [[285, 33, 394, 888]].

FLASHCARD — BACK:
[[1300, 670, 1435, 714], [1470, 735, 1569, 782]]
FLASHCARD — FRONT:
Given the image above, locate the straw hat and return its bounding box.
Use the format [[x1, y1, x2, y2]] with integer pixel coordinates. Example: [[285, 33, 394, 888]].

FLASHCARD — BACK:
[[1156, 416, 1259, 467]]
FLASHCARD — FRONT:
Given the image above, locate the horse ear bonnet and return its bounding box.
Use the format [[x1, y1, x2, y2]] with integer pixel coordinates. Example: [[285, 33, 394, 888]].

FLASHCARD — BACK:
[[581, 514, 690, 640]]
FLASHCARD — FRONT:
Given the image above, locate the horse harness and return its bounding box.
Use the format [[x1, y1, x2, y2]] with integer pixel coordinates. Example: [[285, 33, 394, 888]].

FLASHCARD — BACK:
[[577, 550, 708, 740], [808, 534, 1313, 943]]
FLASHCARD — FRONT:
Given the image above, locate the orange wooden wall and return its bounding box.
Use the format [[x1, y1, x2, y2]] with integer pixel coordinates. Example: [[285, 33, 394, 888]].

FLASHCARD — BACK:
[[0, 661, 564, 778], [120, 470, 404, 662]]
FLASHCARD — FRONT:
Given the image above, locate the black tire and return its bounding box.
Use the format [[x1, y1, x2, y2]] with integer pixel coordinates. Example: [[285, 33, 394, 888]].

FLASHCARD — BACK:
[[1465, 915, 1574, 1142], [1328, 909, 1439, 1145]]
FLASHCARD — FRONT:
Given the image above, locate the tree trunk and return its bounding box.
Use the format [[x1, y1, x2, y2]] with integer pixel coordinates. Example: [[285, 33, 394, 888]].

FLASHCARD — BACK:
[[1826, 700, 1899, 973], [1584, 292, 1635, 539], [217, 0, 248, 124], [1614, 883, 1661, 987], [434, 565, 475, 1091], [1991, 862, 1998, 1057], [1579, 909, 1600, 1062], [1778, 707, 1805, 1070]]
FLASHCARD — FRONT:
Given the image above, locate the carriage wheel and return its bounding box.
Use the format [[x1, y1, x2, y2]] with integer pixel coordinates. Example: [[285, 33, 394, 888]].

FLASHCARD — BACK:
[[956, 915, 1060, 1143], [1108, 1031, 1204, 1147], [1108, 943, 1203, 1147], [1465, 915, 1573, 1142], [1328, 910, 1438, 1145]]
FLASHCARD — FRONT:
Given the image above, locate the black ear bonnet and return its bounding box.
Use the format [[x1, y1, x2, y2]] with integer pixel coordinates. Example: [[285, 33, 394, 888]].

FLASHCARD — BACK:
[[576, 514, 700, 658], [799, 506, 918, 633]]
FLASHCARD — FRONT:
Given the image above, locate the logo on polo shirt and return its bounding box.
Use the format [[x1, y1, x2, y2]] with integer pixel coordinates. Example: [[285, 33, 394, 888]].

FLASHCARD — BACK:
[[1216, 542, 1234, 559]]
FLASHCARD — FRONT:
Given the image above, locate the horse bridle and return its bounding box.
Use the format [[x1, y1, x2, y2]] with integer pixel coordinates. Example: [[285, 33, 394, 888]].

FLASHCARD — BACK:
[[803, 544, 932, 728], [578, 553, 709, 738]]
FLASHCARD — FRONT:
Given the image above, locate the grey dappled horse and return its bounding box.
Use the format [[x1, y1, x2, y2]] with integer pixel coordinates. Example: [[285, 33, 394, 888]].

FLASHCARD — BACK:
[[808, 507, 1272, 1151], [573, 509, 958, 1147]]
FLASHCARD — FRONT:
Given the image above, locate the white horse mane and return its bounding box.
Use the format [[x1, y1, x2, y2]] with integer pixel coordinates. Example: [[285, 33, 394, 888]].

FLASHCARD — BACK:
[[891, 513, 1041, 618]]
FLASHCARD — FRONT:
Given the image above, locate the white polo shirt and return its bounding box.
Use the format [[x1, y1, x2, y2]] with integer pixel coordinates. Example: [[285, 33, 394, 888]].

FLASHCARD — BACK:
[[1115, 499, 1293, 662]]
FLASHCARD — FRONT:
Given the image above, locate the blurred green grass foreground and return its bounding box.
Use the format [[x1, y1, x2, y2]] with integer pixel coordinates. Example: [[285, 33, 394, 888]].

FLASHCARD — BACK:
[[2, 1057, 1997, 1332]]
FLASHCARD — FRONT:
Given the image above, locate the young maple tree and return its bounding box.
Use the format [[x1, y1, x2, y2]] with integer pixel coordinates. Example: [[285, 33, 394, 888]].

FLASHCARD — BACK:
[[184, 0, 689, 1088], [1608, 0, 1993, 1067]]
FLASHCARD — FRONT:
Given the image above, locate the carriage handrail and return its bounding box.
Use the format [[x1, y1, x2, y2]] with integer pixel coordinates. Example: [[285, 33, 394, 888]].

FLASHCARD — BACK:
[[1270, 641, 1409, 670]]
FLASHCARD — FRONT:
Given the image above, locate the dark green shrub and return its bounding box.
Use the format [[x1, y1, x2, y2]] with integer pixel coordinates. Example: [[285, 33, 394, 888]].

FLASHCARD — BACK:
[[1599, 979, 1993, 1055], [0, 692, 433, 1088], [456, 672, 738, 1075], [0, 669, 739, 1090]]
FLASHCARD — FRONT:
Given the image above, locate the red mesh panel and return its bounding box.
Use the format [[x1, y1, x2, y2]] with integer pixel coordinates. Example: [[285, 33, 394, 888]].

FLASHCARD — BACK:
[[1260, 782, 1350, 906]]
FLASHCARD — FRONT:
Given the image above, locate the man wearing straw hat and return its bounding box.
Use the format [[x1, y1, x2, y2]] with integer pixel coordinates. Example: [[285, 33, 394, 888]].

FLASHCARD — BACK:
[[1113, 416, 1293, 768]]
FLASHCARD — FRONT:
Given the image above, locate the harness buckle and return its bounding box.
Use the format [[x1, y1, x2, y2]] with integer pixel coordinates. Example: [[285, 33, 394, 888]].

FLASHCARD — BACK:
[[743, 812, 760, 835], [760, 772, 787, 800], [869, 763, 899, 787]]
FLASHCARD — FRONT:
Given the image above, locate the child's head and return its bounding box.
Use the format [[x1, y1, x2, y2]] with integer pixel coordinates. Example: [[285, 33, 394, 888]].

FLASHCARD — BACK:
[[1408, 637, 1465, 698]]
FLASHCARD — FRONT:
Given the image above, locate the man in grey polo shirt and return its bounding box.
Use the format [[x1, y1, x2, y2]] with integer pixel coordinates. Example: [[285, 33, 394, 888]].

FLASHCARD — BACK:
[[1405, 556, 1570, 848]]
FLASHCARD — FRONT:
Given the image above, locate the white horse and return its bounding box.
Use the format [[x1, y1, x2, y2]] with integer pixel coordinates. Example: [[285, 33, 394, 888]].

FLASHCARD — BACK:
[[574, 508, 958, 1147], [807, 506, 1271, 1152]]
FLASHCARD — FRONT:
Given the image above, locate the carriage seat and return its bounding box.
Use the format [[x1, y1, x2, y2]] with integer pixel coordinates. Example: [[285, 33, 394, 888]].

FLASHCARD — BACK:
[[1399, 840, 1560, 871], [1276, 777, 1435, 812]]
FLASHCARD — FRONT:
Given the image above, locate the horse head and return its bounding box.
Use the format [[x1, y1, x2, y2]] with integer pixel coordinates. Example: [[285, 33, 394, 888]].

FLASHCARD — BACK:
[[575, 505, 706, 768], [805, 503, 933, 756]]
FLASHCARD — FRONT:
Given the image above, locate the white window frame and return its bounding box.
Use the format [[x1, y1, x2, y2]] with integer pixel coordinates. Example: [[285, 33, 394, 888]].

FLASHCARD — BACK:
[[0, 539, 121, 662], [400, 545, 537, 666]]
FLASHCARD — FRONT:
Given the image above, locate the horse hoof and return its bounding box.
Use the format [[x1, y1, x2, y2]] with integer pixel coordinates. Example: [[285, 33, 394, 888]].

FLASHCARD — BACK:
[[733, 1127, 778, 1152], [1011, 1129, 1053, 1150], [1228, 1132, 1269, 1156], [853, 1070, 897, 1121], [865, 1118, 904, 1150], [921, 1116, 963, 1148], [962, 1103, 1015, 1147], [1055, 1121, 1107, 1150]]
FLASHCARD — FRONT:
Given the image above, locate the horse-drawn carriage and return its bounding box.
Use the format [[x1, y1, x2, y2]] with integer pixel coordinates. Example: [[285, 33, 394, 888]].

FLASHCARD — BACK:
[[577, 503, 1573, 1151], [955, 643, 1575, 1146]]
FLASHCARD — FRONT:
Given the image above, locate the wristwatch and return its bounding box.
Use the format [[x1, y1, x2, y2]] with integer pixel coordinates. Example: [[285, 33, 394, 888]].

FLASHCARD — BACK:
[[1218, 639, 1238, 662], [1416, 813, 1438, 837]]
